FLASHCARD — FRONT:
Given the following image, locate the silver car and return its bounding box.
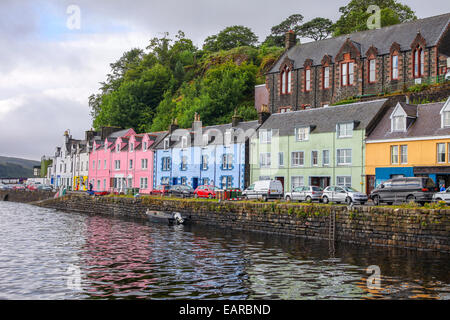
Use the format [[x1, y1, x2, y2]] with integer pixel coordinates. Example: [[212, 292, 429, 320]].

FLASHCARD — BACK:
[[322, 186, 368, 205], [285, 186, 323, 202], [432, 187, 450, 203]]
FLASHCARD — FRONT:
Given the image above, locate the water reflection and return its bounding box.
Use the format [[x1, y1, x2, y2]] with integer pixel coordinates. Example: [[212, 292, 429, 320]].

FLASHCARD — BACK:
[[0, 201, 448, 300]]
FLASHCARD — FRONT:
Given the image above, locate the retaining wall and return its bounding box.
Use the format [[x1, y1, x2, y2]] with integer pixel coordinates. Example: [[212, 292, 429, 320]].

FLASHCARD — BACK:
[[0, 190, 56, 203], [33, 194, 450, 253]]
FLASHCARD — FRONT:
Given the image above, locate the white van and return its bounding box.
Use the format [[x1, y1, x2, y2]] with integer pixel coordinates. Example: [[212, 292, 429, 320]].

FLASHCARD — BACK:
[[242, 180, 283, 201]]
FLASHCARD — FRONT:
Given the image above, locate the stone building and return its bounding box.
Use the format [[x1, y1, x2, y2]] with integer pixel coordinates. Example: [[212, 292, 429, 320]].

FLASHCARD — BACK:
[[265, 13, 450, 113]]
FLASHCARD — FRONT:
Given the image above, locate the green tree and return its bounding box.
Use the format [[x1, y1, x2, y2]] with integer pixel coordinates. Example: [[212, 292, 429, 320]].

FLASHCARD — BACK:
[[333, 0, 416, 36], [263, 14, 304, 47], [203, 26, 259, 52], [298, 17, 334, 41]]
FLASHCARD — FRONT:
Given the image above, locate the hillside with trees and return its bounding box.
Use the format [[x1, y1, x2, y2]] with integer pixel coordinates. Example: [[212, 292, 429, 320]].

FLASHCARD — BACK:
[[89, 0, 416, 132]]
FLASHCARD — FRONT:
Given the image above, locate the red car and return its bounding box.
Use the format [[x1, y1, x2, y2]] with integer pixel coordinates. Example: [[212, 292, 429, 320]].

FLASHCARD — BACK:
[[194, 185, 218, 199], [151, 185, 171, 196]]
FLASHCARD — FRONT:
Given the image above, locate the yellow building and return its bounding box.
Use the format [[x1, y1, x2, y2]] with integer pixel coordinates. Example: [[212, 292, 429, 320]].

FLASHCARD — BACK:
[[365, 99, 450, 193]]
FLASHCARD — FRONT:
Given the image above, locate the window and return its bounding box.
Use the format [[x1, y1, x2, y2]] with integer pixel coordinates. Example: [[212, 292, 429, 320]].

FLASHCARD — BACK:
[[92, 161, 95, 170], [140, 177, 148, 189], [181, 156, 188, 170], [391, 145, 399, 164], [103, 179, 106, 190], [311, 151, 318, 166], [392, 116, 406, 132], [181, 136, 188, 148], [259, 130, 272, 144], [341, 62, 354, 86], [287, 70, 292, 93], [104, 160, 106, 169], [181, 177, 187, 185], [278, 152, 284, 167], [164, 138, 170, 150], [392, 54, 399, 80], [413, 47, 425, 78], [162, 157, 171, 171], [222, 154, 233, 170], [437, 143, 446, 163], [202, 134, 209, 146], [443, 112, 450, 127], [296, 127, 309, 141], [116, 144, 120, 152], [161, 177, 170, 185], [114, 160, 120, 170], [97, 180, 100, 190], [369, 59, 376, 83], [129, 159, 133, 169], [224, 131, 232, 145], [400, 145, 408, 164], [281, 66, 292, 94], [130, 143, 134, 152], [291, 176, 304, 189], [337, 123, 353, 138], [305, 68, 311, 91], [323, 66, 330, 89], [143, 141, 147, 151], [98, 160, 100, 169], [292, 151, 304, 167], [322, 150, 330, 166], [141, 158, 148, 170], [337, 149, 352, 165], [202, 178, 209, 186], [201, 154, 208, 170], [337, 176, 352, 187], [260, 153, 271, 168], [221, 176, 233, 189], [281, 69, 287, 94]]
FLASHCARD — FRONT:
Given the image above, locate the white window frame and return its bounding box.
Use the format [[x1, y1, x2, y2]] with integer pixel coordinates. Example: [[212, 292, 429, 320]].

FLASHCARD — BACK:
[[259, 130, 272, 144], [337, 122, 353, 138], [260, 153, 271, 168], [291, 151, 304, 167], [369, 59, 376, 82], [336, 176, 352, 187], [336, 149, 352, 166], [323, 66, 330, 89], [311, 150, 319, 167], [437, 143, 446, 163], [322, 150, 330, 166], [400, 145, 408, 164], [163, 138, 170, 150], [291, 176, 304, 189], [296, 127, 310, 141], [391, 145, 399, 165], [278, 152, 284, 167]]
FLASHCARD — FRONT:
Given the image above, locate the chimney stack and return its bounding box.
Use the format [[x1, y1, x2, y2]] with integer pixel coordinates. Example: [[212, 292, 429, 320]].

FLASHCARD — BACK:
[[232, 109, 243, 127], [285, 30, 297, 50], [258, 104, 271, 125], [169, 118, 179, 134]]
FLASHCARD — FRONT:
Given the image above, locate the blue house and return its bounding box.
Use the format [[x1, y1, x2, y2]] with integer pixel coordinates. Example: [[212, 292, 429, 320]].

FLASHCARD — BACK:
[[153, 114, 260, 190]]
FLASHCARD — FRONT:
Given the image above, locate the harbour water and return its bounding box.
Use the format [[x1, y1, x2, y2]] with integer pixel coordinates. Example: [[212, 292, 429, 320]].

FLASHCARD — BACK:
[[0, 201, 448, 300]]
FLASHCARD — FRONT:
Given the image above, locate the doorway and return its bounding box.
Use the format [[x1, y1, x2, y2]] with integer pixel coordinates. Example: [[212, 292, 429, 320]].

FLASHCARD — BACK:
[[192, 177, 199, 189], [310, 177, 330, 189], [275, 176, 285, 190]]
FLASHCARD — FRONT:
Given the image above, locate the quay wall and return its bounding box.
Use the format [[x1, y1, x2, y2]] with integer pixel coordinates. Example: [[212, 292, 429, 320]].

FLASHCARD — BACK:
[[31, 194, 450, 253], [0, 190, 56, 203]]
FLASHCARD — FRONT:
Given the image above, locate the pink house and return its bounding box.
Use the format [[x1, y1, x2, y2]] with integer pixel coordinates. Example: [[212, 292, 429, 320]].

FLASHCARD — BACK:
[[88, 128, 165, 194]]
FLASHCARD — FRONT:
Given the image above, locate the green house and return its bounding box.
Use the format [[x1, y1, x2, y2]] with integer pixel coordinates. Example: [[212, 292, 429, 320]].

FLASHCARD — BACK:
[[250, 99, 389, 193]]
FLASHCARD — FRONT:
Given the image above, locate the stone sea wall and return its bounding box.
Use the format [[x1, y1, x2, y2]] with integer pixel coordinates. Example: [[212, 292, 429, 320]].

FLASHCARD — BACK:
[[32, 194, 450, 253], [0, 190, 56, 203]]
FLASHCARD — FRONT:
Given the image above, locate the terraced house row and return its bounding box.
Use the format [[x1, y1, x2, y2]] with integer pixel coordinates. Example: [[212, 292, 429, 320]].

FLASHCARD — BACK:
[[43, 13, 450, 194]]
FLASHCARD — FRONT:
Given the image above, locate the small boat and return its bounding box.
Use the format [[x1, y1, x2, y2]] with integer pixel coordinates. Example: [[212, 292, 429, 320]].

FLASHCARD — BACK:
[[145, 209, 190, 225]]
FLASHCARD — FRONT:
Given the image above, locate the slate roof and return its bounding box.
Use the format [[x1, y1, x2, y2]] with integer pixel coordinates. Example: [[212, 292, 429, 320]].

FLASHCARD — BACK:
[[108, 128, 132, 138], [153, 120, 260, 149], [258, 99, 389, 136], [269, 13, 450, 73], [367, 101, 450, 141]]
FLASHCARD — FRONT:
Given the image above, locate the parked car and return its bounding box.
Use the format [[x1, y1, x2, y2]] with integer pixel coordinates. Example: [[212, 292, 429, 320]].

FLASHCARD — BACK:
[[0, 184, 12, 190], [370, 177, 436, 206], [169, 185, 194, 198], [242, 180, 283, 202], [12, 184, 26, 190], [432, 187, 450, 203], [322, 186, 368, 205], [151, 185, 171, 196], [194, 185, 218, 199], [37, 185, 53, 191], [285, 186, 323, 202]]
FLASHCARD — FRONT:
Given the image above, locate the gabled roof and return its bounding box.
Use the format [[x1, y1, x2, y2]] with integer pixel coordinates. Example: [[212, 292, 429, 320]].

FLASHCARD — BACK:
[[367, 101, 450, 141], [153, 121, 260, 149], [391, 102, 418, 118], [258, 99, 389, 136], [269, 13, 450, 73]]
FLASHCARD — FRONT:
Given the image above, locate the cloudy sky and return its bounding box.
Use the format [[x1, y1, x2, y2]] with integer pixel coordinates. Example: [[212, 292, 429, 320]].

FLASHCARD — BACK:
[[0, 0, 449, 161]]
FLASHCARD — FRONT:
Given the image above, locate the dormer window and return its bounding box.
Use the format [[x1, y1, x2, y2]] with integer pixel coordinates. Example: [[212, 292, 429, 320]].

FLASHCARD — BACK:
[[440, 97, 450, 128], [259, 130, 272, 144], [116, 144, 120, 152], [129, 143, 134, 152], [143, 141, 147, 151], [181, 136, 188, 148], [202, 134, 209, 146], [337, 122, 353, 138], [163, 138, 169, 150], [392, 116, 406, 132], [296, 127, 310, 141]]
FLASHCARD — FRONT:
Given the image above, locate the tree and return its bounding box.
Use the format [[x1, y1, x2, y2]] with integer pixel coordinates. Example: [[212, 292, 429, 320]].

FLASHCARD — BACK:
[[203, 26, 259, 52], [263, 14, 304, 47], [298, 18, 333, 41], [333, 0, 416, 36]]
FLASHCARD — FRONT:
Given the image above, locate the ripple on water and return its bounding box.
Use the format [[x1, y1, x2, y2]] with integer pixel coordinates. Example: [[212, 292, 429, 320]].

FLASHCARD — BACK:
[[0, 201, 448, 300]]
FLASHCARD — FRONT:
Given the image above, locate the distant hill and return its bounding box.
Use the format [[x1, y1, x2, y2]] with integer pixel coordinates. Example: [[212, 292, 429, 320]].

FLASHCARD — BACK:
[[0, 156, 40, 178]]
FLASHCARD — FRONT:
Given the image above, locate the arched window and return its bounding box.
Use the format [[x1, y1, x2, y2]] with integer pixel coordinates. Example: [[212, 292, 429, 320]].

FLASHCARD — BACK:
[[305, 67, 311, 91], [413, 46, 425, 78], [280, 65, 292, 94], [368, 58, 376, 83], [391, 54, 399, 80]]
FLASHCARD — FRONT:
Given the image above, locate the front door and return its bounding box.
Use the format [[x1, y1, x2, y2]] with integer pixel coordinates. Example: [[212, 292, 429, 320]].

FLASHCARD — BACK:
[[366, 175, 375, 195], [172, 178, 178, 185], [192, 177, 199, 190]]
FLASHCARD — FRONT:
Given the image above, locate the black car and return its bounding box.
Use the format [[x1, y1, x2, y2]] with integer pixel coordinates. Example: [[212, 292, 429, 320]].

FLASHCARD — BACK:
[[370, 177, 437, 206], [168, 185, 194, 198]]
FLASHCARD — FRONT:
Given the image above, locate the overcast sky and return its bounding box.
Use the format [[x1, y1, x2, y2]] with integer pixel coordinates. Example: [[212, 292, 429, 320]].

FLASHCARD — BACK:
[[0, 0, 449, 161]]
